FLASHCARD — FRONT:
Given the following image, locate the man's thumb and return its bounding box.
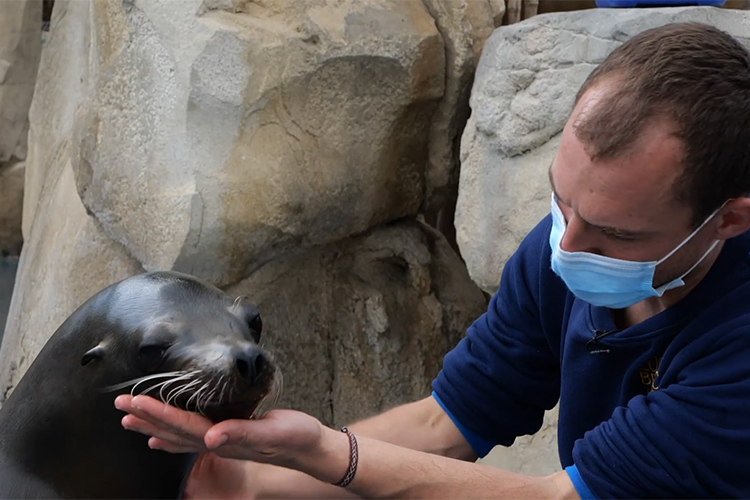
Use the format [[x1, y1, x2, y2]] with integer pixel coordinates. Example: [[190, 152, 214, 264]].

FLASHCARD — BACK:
[[204, 431, 228, 449], [205, 419, 259, 449]]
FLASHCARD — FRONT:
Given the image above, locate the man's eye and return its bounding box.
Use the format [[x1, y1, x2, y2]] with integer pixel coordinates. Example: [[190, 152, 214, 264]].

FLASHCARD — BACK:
[[601, 229, 636, 241]]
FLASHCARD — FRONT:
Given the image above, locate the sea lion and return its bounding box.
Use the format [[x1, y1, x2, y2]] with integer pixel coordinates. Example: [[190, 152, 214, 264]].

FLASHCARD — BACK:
[[0, 270, 281, 499]]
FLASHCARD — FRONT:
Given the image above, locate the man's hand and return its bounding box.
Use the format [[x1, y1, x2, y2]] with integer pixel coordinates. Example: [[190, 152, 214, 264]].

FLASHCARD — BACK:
[[115, 394, 578, 499], [115, 394, 329, 471]]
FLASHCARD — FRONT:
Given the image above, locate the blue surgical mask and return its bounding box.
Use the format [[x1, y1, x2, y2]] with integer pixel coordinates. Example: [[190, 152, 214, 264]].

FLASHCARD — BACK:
[[549, 193, 722, 309]]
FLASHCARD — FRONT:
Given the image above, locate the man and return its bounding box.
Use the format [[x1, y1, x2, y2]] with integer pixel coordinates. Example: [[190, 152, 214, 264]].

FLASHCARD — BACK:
[[116, 22, 750, 498]]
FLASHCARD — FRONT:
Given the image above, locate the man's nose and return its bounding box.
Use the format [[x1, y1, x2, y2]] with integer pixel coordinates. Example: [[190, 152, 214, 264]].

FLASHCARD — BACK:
[[560, 215, 602, 255]]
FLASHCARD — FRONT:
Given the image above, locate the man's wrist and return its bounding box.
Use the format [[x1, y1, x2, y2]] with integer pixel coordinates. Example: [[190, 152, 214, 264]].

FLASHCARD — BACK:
[[299, 425, 353, 485]]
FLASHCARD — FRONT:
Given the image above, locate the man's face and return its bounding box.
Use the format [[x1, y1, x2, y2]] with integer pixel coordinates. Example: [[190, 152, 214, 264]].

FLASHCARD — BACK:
[[549, 82, 719, 288]]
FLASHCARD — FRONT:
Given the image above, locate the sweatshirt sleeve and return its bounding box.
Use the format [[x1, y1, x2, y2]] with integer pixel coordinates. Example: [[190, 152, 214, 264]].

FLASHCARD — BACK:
[[573, 321, 750, 498], [431, 216, 563, 455]]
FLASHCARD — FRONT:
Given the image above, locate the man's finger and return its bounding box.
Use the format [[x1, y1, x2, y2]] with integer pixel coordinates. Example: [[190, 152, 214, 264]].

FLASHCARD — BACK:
[[204, 419, 271, 454], [148, 436, 199, 454], [115, 394, 213, 439], [121, 414, 205, 450]]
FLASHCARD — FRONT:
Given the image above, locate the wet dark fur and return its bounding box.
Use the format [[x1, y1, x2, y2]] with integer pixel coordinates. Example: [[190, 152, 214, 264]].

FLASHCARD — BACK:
[[0, 271, 276, 499]]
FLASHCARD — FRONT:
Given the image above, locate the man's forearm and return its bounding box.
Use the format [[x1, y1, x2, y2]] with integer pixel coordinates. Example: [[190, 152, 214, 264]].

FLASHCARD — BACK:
[[250, 395, 473, 499], [347, 396, 477, 460], [304, 428, 579, 500]]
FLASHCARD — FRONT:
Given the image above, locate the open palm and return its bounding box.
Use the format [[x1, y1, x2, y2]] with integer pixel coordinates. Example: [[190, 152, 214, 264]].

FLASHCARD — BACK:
[[118, 395, 325, 468]]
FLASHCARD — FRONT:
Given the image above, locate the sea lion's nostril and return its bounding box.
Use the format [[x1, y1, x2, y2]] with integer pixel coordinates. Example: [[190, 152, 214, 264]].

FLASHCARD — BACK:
[[236, 357, 250, 379], [235, 347, 266, 385], [254, 352, 266, 377]]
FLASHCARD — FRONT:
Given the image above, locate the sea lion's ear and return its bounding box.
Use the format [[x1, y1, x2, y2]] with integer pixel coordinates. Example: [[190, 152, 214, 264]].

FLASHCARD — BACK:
[[81, 345, 105, 366]]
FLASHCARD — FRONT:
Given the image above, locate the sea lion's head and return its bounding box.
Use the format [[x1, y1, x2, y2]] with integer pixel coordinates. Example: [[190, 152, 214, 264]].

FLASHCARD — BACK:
[[83, 271, 281, 422]]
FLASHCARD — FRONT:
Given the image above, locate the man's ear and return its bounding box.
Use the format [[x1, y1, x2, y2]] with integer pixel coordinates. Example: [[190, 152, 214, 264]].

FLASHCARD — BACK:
[[715, 197, 750, 240]]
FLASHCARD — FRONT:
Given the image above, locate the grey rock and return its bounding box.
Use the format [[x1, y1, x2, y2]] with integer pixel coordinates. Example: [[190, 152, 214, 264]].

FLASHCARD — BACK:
[[225, 219, 488, 426], [0, 0, 42, 163], [67, 0, 447, 288], [0, 161, 25, 256]]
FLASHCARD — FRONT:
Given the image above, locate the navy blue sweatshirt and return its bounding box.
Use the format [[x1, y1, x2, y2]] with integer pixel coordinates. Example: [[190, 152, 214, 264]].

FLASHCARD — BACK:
[[432, 213, 750, 498]]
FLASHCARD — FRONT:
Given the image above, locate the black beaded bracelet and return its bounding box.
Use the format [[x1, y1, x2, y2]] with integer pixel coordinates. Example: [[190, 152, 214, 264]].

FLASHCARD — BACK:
[[333, 426, 358, 488]]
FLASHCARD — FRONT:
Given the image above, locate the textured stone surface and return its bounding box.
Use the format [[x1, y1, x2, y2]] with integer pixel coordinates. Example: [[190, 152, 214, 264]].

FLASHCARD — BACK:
[[225, 220, 488, 426], [22, 0, 91, 241], [68, 0, 448, 288], [0, 162, 25, 256], [420, 0, 496, 211], [0, 0, 144, 399], [456, 6, 750, 293], [479, 405, 561, 475], [0, 163, 144, 400], [0, 0, 42, 163], [0, 0, 42, 258], [0, 0, 490, 415]]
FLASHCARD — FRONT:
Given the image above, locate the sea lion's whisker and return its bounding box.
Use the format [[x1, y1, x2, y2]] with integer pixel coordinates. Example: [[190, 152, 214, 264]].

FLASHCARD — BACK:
[[206, 373, 224, 404], [195, 386, 206, 415], [159, 371, 198, 403], [136, 371, 193, 398], [252, 367, 283, 419], [195, 380, 214, 414], [200, 385, 217, 411], [211, 374, 227, 405], [232, 296, 244, 312], [167, 379, 200, 405], [139, 378, 180, 398], [218, 375, 229, 404], [99, 371, 183, 393], [165, 381, 189, 404], [186, 381, 209, 412], [134, 375, 183, 397], [134, 370, 199, 398], [199, 375, 219, 413], [165, 380, 198, 406]]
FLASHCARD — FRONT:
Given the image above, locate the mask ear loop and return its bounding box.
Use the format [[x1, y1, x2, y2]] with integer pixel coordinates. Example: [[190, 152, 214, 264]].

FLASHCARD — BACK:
[[653, 200, 731, 291], [658, 239, 720, 290], [655, 200, 729, 266]]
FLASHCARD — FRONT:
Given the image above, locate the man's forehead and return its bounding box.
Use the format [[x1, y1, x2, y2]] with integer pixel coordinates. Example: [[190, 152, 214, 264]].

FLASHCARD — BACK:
[[548, 165, 658, 237], [548, 118, 690, 232]]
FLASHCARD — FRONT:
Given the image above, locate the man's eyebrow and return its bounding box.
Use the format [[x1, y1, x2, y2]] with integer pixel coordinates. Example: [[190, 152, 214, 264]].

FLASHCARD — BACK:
[[547, 164, 654, 238]]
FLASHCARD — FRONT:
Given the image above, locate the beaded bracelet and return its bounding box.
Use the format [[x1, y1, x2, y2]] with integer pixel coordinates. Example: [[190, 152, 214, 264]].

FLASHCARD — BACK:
[[333, 426, 358, 488]]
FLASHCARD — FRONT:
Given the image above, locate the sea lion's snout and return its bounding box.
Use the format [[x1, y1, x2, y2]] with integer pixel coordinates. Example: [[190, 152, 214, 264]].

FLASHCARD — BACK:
[[96, 275, 283, 423], [234, 345, 268, 386]]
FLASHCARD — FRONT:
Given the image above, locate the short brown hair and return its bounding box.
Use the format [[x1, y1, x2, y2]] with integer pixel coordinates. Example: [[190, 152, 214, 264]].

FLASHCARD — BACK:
[[573, 22, 750, 227]]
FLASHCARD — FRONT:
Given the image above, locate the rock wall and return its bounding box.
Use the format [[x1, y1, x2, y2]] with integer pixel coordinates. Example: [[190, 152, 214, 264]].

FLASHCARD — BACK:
[[0, 0, 42, 256], [0, 0, 492, 428], [226, 220, 487, 426], [56, 0, 498, 290], [0, 162, 25, 257]]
